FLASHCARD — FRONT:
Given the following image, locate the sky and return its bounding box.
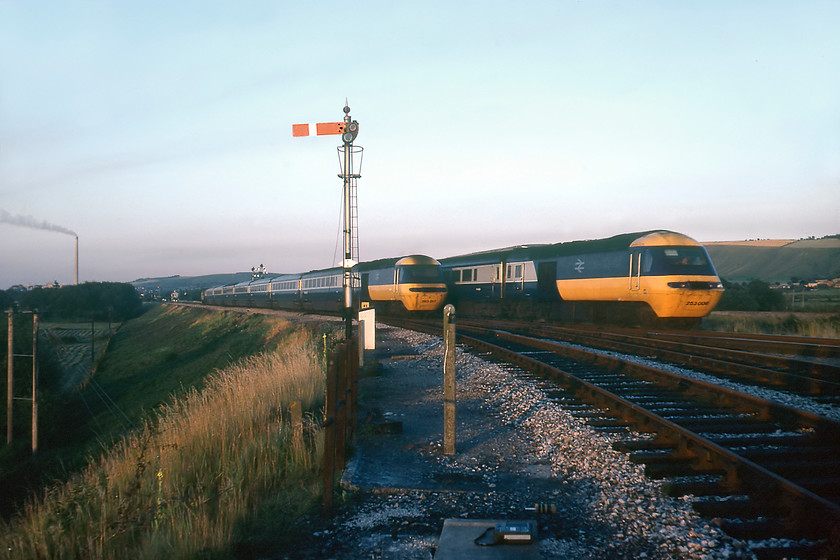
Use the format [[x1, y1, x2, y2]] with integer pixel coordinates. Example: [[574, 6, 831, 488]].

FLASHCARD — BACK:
[[1, 1, 838, 289]]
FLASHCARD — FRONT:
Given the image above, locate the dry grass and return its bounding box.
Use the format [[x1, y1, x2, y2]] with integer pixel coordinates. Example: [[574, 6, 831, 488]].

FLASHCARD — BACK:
[[702, 311, 840, 339], [1, 329, 325, 559]]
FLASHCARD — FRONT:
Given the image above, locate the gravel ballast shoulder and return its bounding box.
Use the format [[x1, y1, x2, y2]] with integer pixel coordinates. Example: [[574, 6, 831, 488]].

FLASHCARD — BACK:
[[280, 325, 763, 559]]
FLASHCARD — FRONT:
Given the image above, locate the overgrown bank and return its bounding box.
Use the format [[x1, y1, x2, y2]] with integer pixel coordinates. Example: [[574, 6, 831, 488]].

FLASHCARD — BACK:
[[701, 310, 840, 339], [1, 305, 334, 558]]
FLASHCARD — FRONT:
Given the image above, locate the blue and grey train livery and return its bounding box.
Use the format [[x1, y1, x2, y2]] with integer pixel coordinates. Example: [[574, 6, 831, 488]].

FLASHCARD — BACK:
[[440, 230, 724, 321], [203, 255, 447, 313]]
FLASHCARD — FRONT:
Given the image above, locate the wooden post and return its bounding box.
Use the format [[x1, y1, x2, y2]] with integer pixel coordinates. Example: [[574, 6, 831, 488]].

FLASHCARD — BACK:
[[349, 338, 359, 440], [443, 304, 456, 456], [6, 310, 13, 444], [335, 344, 347, 470], [321, 350, 338, 515], [31, 313, 38, 454]]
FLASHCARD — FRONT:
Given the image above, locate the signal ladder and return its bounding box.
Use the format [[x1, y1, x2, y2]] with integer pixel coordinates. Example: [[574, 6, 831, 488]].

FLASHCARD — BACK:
[[349, 176, 360, 289]]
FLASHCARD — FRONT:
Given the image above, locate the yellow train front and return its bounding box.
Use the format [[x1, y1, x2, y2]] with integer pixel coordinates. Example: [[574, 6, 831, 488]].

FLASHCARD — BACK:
[[359, 255, 448, 313], [550, 231, 725, 319]]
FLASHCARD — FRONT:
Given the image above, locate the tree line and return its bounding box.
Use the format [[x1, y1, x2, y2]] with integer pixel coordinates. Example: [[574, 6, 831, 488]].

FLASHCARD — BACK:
[[0, 282, 143, 321]]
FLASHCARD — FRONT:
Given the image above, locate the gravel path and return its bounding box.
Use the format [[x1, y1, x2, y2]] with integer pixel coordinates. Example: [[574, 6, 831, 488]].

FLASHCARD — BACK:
[[280, 326, 769, 559]]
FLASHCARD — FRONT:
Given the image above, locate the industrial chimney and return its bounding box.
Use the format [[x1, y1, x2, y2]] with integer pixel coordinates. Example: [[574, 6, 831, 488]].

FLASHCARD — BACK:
[[75, 236, 79, 285]]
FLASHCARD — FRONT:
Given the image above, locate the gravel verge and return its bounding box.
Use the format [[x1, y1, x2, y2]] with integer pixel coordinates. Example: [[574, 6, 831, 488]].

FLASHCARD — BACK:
[[278, 326, 766, 559]]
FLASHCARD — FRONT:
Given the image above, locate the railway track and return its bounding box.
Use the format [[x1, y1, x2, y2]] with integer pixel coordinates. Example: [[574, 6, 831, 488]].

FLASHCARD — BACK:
[[390, 318, 840, 558], [471, 320, 840, 403]]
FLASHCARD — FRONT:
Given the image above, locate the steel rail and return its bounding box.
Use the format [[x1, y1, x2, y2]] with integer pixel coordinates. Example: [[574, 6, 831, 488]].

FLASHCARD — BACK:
[[446, 323, 840, 552], [526, 324, 840, 397]]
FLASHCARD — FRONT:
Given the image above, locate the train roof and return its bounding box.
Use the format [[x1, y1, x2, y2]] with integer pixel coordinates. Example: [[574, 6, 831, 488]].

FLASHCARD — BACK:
[[208, 273, 299, 291], [356, 254, 440, 270], [439, 231, 695, 265], [298, 255, 441, 274], [439, 245, 541, 266]]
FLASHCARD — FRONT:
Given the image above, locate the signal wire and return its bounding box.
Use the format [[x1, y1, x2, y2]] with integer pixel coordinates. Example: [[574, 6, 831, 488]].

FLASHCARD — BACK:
[[84, 376, 138, 432]]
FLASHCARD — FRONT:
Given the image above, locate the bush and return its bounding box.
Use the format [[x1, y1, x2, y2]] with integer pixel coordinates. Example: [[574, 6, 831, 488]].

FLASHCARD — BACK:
[[717, 278, 785, 312]]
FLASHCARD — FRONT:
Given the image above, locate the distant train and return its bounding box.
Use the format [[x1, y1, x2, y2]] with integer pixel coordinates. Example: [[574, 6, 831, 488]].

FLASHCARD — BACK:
[[441, 230, 724, 323], [203, 230, 724, 324], [202, 255, 448, 313]]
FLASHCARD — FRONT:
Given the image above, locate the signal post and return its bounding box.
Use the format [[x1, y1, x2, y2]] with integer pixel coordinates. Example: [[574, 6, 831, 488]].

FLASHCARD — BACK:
[[293, 103, 361, 340]]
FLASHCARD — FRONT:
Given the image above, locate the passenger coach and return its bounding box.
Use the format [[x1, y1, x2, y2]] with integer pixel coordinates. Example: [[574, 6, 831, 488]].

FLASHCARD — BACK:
[[203, 255, 447, 314]]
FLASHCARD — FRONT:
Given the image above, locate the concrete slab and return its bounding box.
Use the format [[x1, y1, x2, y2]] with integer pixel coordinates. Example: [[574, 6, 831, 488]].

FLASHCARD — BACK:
[[435, 519, 540, 559]]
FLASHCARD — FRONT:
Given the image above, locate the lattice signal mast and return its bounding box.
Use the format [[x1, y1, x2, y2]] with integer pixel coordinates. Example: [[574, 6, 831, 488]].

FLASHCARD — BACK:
[[293, 103, 362, 339]]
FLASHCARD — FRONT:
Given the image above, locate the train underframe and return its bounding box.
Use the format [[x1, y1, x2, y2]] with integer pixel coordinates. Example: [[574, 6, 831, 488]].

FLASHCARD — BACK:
[[447, 297, 701, 328]]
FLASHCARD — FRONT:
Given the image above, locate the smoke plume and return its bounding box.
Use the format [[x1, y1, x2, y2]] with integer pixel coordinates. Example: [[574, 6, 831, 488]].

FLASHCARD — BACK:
[[1, 209, 77, 237]]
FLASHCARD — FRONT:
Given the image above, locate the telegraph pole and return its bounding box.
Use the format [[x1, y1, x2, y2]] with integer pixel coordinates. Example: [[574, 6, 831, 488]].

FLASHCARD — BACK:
[[5, 310, 39, 453], [31, 313, 38, 454], [6, 310, 12, 444]]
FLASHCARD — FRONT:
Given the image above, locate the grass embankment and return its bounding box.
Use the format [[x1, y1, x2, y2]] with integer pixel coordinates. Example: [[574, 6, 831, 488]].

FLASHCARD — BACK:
[[3, 305, 308, 491], [1, 305, 330, 558], [701, 310, 840, 339]]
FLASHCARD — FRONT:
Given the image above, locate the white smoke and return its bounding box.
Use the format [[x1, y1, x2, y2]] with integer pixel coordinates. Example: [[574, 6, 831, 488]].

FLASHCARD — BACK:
[[0, 209, 77, 237]]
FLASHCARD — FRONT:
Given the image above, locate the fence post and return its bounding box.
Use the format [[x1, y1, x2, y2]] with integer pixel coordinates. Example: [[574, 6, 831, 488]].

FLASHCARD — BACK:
[[443, 304, 456, 456], [349, 338, 359, 440], [322, 350, 338, 515], [335, 343, 348, 471]]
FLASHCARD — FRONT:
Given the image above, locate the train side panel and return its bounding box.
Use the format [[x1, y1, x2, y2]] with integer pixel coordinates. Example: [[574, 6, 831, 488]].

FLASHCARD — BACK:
[[366, 267, 398, 302], [300, 270, 343, 312], [268, 277, 302, 310], [553, 232, 724, 318]]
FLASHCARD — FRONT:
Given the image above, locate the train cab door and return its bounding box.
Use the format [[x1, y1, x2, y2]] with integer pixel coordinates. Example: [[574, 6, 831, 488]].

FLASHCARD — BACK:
[[506, 262, 526, 297], [537, 261, 557, 301], [360, 273, 370, 302], [494, 262, 503, 299], [629, 250, 643, 292]]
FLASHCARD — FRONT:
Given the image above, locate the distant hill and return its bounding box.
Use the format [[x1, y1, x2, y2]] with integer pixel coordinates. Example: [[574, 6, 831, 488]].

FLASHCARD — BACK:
[[131, 272, 266, 297], [704, 237, 840, 284]]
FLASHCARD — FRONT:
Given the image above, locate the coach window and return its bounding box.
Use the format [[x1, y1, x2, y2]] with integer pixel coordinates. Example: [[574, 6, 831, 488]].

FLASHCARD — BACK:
[[643, 250, 654, 274]]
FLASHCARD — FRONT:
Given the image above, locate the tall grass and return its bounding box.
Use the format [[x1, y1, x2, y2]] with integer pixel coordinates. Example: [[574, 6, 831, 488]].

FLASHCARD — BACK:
[[702, 311, 840, 339], [1, 328, 325, 559]]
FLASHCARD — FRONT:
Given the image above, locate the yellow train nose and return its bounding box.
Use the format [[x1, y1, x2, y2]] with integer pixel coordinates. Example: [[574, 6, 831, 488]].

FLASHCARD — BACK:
[[399, 285, 448, 311]]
